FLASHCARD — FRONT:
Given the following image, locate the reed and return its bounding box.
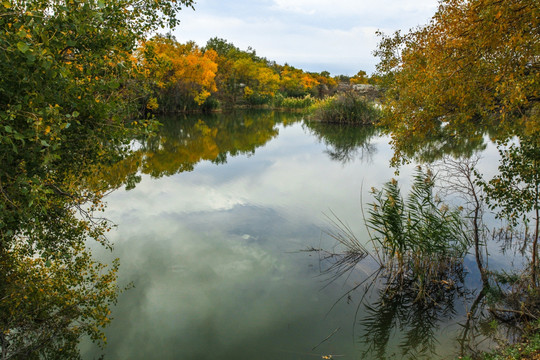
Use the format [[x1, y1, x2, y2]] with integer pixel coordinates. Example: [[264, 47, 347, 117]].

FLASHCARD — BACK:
[[273, 94, 316, 109], [366, 167, 470, 296]]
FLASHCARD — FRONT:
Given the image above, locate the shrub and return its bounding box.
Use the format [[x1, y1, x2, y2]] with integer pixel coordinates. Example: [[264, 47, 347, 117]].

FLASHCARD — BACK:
[[310, 91, 381, 124]]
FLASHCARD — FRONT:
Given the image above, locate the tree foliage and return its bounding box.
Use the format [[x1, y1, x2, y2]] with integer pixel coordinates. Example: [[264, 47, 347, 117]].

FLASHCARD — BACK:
[[375, 0, 539, 163], [0, 0, 193, 357], [199, 38, 345, 108], [141, 35, 218, 112]]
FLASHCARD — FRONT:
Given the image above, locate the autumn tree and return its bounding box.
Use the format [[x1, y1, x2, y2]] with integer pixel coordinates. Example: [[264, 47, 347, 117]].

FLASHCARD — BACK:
[[233, 57, 280, 105], [204, 38, 287, 107], [375, 0, 539, 162], [350, 70, 369, 85], [375, 0, 540, 292], [0, 0, 194, 357], [278, 65, 319, 98], [311, 71, 338, 97], [141, 35, 218, 112]]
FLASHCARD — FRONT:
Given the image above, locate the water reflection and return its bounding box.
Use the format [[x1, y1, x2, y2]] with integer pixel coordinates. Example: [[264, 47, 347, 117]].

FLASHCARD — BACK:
[[83, 111, 398, 360], [390, 122, 492, 165], [93, 111, 301, 191], [81, 110, 510, 360], [141, 111, 296, 177], [357, 266, 468, 360], [304, 121, 379, 164]]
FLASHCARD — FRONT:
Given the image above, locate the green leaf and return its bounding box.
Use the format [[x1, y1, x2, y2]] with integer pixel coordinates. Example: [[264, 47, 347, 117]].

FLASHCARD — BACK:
[[13, 132, 24, 141], [17, 42, 29, 53], [4, 125, 12, 133]]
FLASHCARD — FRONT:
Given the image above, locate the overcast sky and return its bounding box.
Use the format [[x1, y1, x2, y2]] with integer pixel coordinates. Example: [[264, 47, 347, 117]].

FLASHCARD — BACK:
[[171, 0, 439, 76]]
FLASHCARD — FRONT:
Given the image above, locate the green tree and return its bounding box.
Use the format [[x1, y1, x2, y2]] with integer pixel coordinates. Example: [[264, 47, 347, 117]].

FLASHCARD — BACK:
[[480, 137, 540, 286], [0, 0, 194, 357]]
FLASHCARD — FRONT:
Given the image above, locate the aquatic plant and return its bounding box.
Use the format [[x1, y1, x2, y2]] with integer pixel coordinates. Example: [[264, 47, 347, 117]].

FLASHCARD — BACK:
[[366, 167, 470, 296]]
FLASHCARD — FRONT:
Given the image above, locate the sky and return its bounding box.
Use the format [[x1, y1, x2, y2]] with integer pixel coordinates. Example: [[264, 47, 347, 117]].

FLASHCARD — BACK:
[[170, 0, 440, 76]]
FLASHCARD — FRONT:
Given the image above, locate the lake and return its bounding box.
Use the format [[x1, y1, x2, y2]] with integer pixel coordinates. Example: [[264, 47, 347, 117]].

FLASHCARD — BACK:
[[81, 110, 507, 359]]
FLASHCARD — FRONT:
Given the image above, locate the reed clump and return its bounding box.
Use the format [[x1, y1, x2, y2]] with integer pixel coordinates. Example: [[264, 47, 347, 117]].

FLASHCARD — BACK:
[[309, 91, 381, 124], [366, 167, 470, 298], [273, 94, 316, 109]]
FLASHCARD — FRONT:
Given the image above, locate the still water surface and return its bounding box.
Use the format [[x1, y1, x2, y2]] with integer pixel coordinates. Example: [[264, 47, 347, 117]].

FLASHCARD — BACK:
[[82, 110, 503, 359]]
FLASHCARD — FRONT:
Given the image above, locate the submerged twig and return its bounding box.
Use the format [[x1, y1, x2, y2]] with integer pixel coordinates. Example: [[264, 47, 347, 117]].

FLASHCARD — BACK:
[[312, 327, 340, 351]]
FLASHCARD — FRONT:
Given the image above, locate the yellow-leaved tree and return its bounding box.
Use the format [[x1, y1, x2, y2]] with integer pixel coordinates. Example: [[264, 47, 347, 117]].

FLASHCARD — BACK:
[[141, 35, 218, 112], [233, 57, 280, 105], [376, 0, 539, 162]]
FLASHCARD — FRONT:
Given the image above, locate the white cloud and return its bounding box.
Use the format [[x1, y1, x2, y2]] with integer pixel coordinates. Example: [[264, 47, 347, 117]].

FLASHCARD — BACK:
[[170, 0, 439, 74], [271, 0, 437, 19]]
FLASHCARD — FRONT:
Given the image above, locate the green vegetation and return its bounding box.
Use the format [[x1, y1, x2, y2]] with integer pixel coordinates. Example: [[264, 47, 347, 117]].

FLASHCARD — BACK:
[[0, 0, 193, 358], [366, 168, 469, 296], [460, 321, 540, 360], [309, 91, 382, 124]]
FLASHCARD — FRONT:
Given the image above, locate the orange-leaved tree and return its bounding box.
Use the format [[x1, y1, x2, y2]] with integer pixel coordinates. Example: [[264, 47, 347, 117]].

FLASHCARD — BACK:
[[141, 35, 218, 112], [279, 65, 320, 97]]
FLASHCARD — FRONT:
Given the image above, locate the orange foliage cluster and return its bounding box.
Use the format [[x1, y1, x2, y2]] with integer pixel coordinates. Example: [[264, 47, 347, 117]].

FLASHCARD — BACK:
[[139, 35, 365, 111], [141, 36, 218, 109]]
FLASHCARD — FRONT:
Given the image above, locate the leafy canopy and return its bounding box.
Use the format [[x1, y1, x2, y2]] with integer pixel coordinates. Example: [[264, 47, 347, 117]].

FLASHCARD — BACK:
[[0, 0, 194, 357], [375, 0, 539, 163]]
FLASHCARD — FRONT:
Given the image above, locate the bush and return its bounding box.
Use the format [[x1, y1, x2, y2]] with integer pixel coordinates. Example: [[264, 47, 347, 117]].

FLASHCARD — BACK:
[[282, 95, 316, 109], [272, 94, 315, 109], [310, 91, 381, 124], [200, 96, 220, 112]]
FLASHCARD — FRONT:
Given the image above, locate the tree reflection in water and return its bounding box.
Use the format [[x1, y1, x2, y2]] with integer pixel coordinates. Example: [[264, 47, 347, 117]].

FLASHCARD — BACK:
[[303, 121, 379, 164], [91, 111, 302, 189], [357, 265, 467, 359]]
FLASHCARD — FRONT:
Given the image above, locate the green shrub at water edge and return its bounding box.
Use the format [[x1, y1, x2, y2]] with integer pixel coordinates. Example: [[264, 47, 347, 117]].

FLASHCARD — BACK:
[[310, 91, 381, 124]]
